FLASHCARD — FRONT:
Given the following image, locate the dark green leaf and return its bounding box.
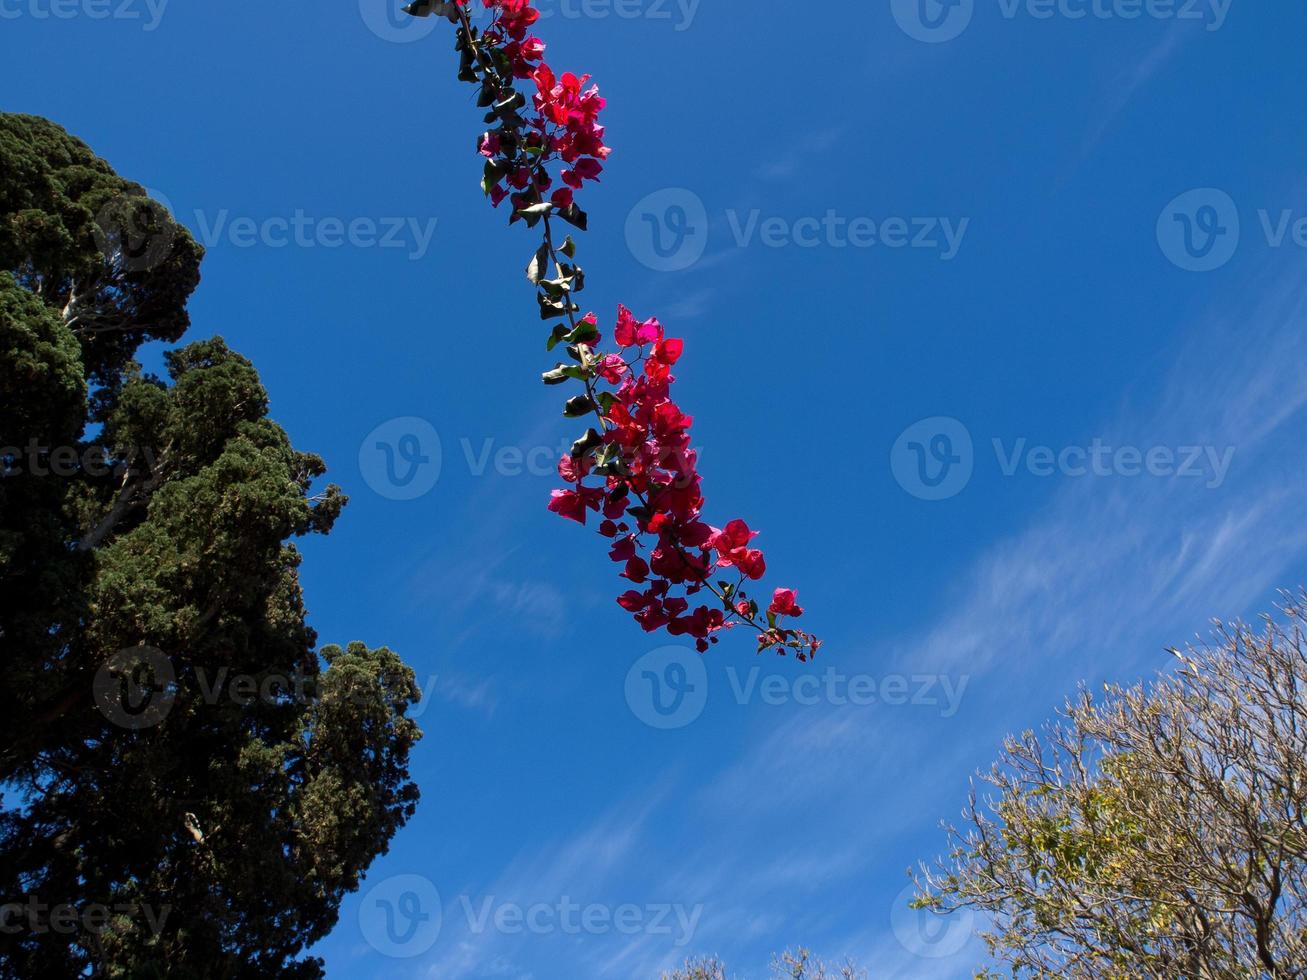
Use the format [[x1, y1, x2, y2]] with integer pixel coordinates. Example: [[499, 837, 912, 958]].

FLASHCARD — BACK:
[[571, 428, 605, 457]]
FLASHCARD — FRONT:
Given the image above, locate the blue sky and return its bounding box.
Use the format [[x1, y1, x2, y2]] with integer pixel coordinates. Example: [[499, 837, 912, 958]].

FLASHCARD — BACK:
[[5, 0, 1307, 976]]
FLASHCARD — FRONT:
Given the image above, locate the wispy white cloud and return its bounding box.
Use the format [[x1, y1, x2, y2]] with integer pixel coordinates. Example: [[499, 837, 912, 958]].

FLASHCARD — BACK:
[[431, 673, 500, 718], [417, 787, 671, 980], [396, 254, 1307, 978], [570, 261, 1307, 976], [1077, 24, 1191, 161]]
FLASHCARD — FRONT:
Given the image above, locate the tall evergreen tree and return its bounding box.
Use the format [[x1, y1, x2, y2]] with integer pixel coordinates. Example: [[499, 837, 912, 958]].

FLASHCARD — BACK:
[[0, 113, 422, 977]]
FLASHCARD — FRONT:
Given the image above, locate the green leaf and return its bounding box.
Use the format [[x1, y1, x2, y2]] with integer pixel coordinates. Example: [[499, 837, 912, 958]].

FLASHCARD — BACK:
[[567, 319, 599, 345], [560, 235, 577, 258], [543, 363, 589, 385], [546, 324, 571, 351], [562, 395, 595, 418], [493, 91, 525, 115], [537, 294, 575, 320], [404, 0, 460, 21], [571, 428, 605, 457], [592, 446, 628, 477], [557, 204, 588, 231], [482, 158, 507, 195]]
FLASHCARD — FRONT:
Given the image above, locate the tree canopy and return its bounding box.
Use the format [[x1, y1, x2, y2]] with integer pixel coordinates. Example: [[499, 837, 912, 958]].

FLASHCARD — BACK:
[[914, 600, 1307, 978], [0, 113, 422, 978]]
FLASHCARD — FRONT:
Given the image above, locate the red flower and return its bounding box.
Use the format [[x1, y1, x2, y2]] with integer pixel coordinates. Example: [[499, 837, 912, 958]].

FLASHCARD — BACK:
[[497, 0, 540, 39], [547, 488, 587, 524], [592, 354, 623, 384], [768, 588, 803, 618], [651, 337, 683, 365], [547, 486, 600, 524], [442, 0, 818, 660]]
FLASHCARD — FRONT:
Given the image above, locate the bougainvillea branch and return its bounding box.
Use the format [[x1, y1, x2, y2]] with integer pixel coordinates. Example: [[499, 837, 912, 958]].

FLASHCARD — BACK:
[[407, 0, 819, 659]]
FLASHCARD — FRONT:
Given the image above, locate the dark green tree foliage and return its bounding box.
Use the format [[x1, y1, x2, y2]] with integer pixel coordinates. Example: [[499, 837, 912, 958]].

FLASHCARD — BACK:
[[0, 114, 422, 977]]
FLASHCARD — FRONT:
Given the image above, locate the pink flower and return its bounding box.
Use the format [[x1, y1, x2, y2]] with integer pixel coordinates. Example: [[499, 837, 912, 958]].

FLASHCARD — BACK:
[[497, 0, 540, 39], [651, 337, 683, 365], [547, 488, 587, 524], [711, 519, 758, 558], [768, 588, 803, 618], [598, 354, 627, 383], [617, 590, 648, 612], [557, 454, 590, 483], [737, 549, 766, 580], [614, 305, 639, 347], [547, 486, 600, 524], [636, 316, 663, 346], [444, 2, 819, 660]]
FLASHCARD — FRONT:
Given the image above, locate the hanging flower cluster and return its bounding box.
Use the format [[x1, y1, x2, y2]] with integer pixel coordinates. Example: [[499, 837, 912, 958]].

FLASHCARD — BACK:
[[408, 0, 819, 658]]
